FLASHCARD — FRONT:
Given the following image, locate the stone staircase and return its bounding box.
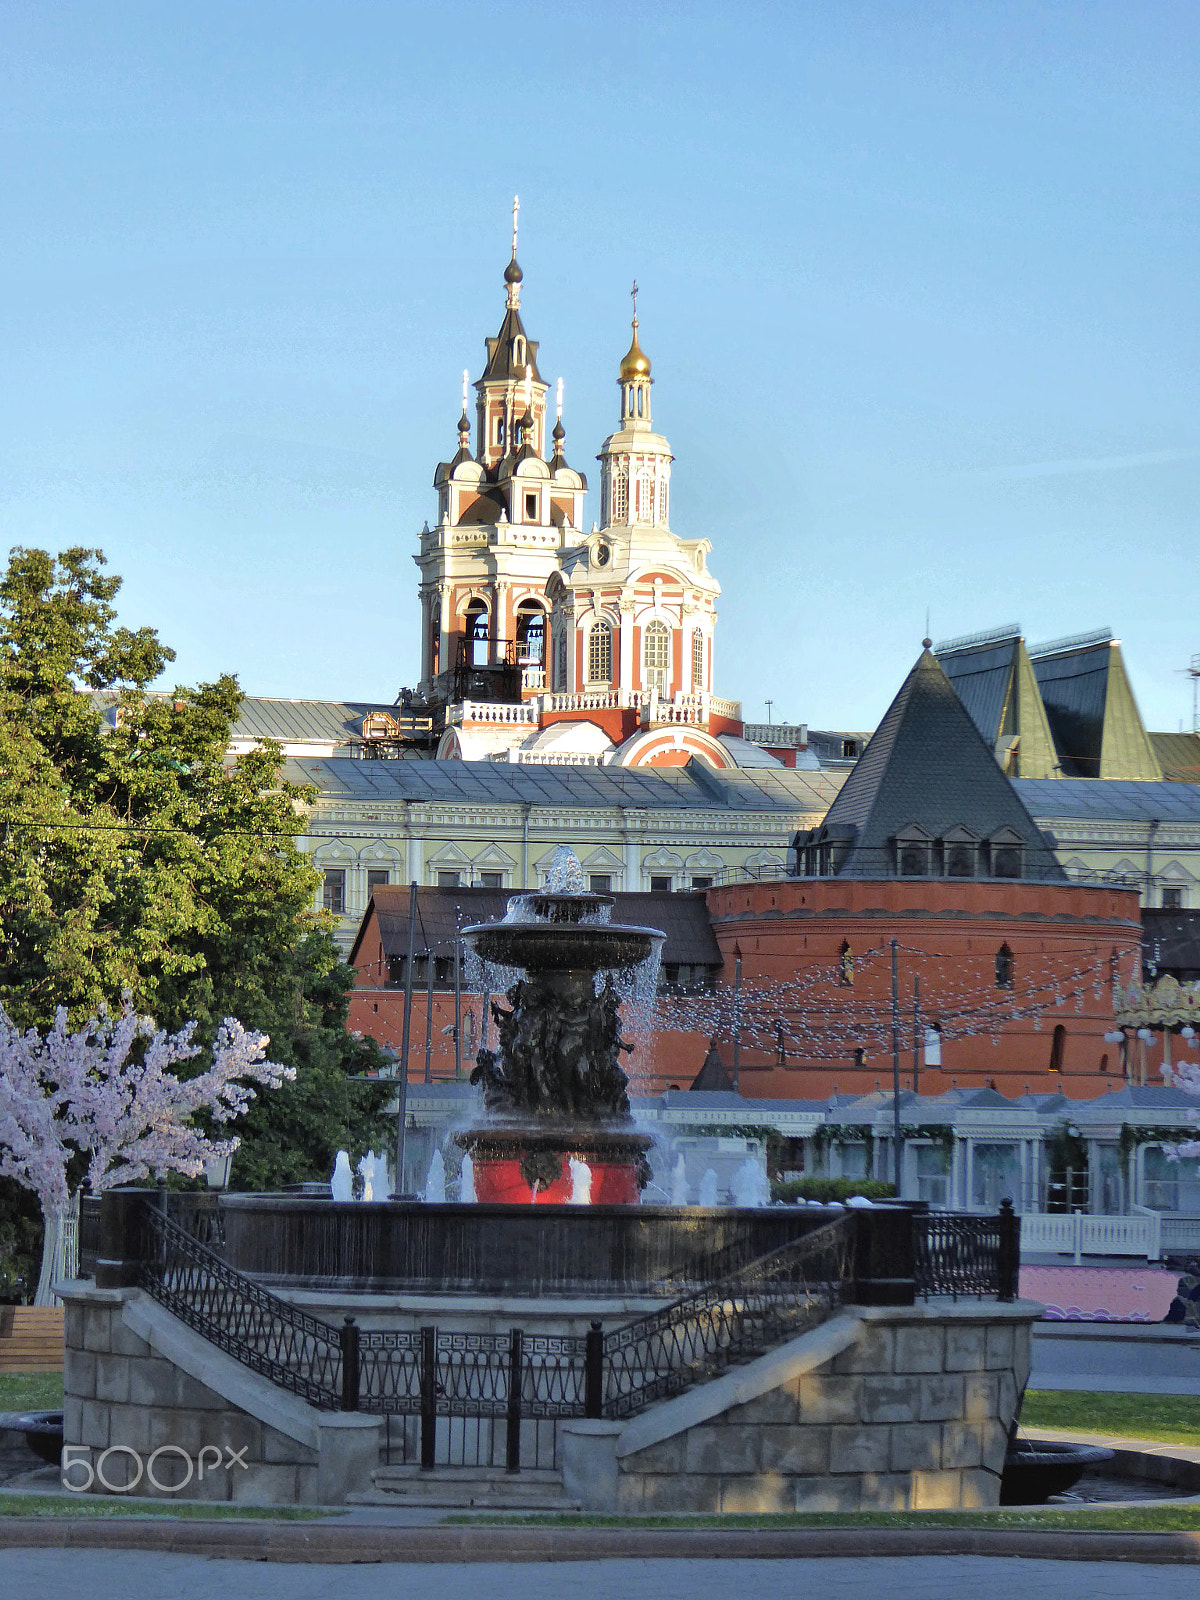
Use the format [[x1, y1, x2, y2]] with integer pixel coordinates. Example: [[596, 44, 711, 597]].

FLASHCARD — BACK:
[[348, 1464, 581, 1511]]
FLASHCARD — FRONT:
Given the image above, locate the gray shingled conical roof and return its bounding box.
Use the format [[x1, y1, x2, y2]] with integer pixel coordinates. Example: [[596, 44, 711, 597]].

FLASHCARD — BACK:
[[808, 647, 1065, 880]]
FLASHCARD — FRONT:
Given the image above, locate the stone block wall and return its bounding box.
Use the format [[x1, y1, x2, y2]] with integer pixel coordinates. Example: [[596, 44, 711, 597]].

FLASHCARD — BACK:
[[62, 1288, 319, 1503], [616, 1305, 1036, 1513]]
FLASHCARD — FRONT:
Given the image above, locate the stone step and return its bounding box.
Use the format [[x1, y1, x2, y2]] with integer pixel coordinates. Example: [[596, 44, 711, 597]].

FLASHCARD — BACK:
[[347, 1489, 583, 1511], [351, 1464, 578, 1511]]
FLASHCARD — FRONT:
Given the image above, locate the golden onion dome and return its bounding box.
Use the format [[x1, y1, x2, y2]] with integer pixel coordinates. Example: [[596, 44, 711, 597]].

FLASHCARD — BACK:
[[619, 317, 651, 380]]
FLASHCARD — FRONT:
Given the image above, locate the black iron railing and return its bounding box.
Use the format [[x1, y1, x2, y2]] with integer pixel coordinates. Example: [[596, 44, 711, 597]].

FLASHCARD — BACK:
[[599, 1214, 855, 1420], [137, 1205, 349, 1410], [913, 1199, 1019, 1301], [112, 1194, 1017, 1472]]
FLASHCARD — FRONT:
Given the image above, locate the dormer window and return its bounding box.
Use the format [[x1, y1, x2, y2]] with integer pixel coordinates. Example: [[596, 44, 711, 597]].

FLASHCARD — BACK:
[[942, 826, 979, 878], [514, 336, 525, 365], [987, 828, 1024, 880], [895, 825, 932, 877], [494, 416, 505, 447]]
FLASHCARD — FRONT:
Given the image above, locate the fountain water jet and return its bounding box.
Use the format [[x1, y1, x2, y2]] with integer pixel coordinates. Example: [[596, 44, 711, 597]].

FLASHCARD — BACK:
[[457, 847, 664, 1204]]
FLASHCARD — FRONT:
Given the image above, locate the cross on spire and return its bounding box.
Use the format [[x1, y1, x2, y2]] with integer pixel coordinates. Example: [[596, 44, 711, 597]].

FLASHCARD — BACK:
[[512, 195, 520, 259], [631, 279, 638, 321]]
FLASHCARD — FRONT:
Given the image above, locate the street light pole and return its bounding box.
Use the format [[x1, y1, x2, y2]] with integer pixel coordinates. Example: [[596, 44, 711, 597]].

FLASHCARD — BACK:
[[732, 952, 743, 1093], [890, 938, 902, 1195], [912, 974, 921, 1097], [453, 907, 463, 1080], [394, 881, 417, 1197]]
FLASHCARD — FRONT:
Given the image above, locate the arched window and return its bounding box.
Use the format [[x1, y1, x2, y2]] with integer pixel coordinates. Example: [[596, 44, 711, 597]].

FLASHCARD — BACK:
[[430, 603, 441, 678], [636, 386, 643, 417], [1049, 1024, 1066, 1074], [555, 629, 567, 691], [612, 470, 628, 523], [588, 621, 612, 683], [516, 602, 545, 664], [900, 843, 927, 876], [946, 842, 975, 877], [995, 944, 1014, 989], [659, 477, 669, 522], [644, 620, 670, 696], [466, 602, 489, 667], [635, 471, 654, 523], [691, 628, 704, 691]]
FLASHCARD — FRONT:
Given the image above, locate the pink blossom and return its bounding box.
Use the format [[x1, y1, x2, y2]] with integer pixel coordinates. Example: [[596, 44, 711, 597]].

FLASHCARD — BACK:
[[0, 1001, 294, 1217]]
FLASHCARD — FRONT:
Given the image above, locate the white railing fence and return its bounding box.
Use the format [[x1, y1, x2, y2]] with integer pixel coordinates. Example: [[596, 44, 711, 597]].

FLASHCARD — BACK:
[[1021, 1209, 1162, 1263]]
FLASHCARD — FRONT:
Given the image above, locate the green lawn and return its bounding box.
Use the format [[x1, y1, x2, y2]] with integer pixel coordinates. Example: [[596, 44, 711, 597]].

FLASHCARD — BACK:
[[1021, 1389, 1200, 1447], [0, 1372, 63, 1411], [0, 1493, 328, 1520]]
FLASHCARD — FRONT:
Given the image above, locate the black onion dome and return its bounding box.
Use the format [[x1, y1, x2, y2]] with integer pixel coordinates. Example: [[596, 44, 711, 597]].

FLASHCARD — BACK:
[[504, 255, 523, 285]]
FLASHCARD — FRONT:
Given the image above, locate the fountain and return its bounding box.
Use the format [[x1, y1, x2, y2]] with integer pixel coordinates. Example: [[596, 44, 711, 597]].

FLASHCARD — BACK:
[[457, 847, 664, 1204]]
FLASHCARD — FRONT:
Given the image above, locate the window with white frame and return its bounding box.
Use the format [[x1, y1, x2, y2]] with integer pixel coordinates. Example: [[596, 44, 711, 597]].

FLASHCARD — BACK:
[[635, 471, 654, 523], [611, 470, 628, 523], [644, 620, 670, 696], [588, 621, 612, 683], [322, 869, 345, 914], [915, 1144, 949, 1208], [691, 627, 704, 691]]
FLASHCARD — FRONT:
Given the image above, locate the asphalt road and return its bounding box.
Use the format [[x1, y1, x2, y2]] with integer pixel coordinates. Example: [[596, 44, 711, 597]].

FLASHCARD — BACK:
[[1031, 1326, 1200, 1393], [1, 1553, 1198, 1600]]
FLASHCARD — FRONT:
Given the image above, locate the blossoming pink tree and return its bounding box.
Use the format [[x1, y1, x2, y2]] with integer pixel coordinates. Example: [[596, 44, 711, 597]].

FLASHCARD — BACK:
[[1164, 1053, 1200, 1170], [0, 1003, 293, 1303]]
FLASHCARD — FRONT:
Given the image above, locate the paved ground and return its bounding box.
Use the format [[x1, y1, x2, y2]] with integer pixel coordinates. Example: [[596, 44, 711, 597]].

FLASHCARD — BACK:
[[2, 1552, 1199, 1597], [1031, 1326, 1200, 1394]]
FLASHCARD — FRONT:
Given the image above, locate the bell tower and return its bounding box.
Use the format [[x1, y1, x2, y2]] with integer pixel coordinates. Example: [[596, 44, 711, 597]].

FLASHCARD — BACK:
[[416, 202, 587, 706]]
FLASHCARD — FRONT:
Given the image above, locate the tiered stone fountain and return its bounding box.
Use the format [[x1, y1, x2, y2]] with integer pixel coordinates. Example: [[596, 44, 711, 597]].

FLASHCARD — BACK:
[[458, 848, 663, 1204]]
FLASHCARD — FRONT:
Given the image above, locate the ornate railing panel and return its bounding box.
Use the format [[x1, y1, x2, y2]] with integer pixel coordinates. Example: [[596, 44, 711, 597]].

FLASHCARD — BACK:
[[137, 1205, 346, 1409], [600, 1214, 855, 1420], [912, 1202, 1019, 1301]]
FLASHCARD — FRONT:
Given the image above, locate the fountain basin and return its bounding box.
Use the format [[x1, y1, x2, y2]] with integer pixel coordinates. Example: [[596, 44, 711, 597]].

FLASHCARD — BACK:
[[458, 1123, 653, 1205], [1000, 1439, 1115, 1504]]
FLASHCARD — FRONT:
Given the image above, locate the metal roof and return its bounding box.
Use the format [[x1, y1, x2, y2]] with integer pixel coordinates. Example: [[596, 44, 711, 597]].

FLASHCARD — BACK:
[[1030, 638, 1161, 780], [288, 756, 844, 813], [1150, 733, 1200, 784], [353, 885, 723, 968], [1014, 778, 1200, 823], [234, 697, 405, 745]]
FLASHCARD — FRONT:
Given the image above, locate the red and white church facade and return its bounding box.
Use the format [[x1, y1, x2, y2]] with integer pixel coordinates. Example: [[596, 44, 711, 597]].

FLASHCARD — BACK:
[[415, 221, 799, 771]]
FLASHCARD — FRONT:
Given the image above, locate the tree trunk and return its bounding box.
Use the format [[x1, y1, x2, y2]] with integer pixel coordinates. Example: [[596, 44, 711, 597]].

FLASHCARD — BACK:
[[33, 1196, 78, 1306]]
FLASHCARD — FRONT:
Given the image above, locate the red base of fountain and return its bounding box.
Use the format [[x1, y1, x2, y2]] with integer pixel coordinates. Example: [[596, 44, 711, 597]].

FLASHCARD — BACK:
[[460, 1125, 652, 1206]]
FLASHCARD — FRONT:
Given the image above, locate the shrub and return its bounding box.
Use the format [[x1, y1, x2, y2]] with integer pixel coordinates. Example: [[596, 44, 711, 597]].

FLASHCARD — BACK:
[[770, 1176, 897, 1204]]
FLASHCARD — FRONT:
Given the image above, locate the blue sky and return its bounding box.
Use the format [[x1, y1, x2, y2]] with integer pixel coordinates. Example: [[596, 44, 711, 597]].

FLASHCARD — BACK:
[[2, 1, 1197, 732]]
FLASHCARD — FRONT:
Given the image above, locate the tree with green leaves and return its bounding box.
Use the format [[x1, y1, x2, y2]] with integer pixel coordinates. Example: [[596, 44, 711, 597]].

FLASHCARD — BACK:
[[0, 547, 391, 1260]]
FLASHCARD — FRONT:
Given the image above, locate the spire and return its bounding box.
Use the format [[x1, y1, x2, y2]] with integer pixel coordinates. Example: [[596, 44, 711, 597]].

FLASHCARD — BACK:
[[457, 368, 471, 443], [619, 279, 651, 381], [551, 377, 566, 462], [504, 194, 523, 307]]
